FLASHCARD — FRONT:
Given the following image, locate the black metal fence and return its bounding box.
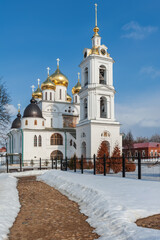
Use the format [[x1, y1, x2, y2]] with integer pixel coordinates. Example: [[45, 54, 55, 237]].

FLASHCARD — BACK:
[[1, 153, 160, 181]]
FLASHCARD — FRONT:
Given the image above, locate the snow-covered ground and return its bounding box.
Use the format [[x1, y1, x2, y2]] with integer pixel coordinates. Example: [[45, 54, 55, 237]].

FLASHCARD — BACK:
[[0, 174, 20, 240], [0, 170, 47, 240], [39, 170, 160, 240], [0, 169, 160, 240]]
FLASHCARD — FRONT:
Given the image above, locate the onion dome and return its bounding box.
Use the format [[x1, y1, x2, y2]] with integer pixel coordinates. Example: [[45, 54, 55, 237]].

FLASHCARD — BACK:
[[67, 94, 72, 102], [23, 98, 43, 118], [41, 75, 56, 91], [32, 79, 42, 99], [72, 73, 81, 95], [11, 111, 21, 129], [49, 59, 69, 87]]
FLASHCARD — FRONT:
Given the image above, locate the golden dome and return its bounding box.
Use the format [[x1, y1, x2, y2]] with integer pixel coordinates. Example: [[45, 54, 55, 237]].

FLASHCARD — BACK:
[[72, 75, 81, 95], [32, 85, 42, 99], [41, 76, 56, 91], [49, 67, 69, 87], [67, 94, 72, 102]]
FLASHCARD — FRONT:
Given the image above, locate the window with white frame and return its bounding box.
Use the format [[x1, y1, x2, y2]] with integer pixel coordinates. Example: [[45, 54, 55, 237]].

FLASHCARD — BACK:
[[135, 151, 138, 157], [142, 150, 145, 157], [150, 150, 153, 157]]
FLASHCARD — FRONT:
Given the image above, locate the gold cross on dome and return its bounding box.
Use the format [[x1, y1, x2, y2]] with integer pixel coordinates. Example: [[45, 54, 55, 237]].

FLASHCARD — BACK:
[[17, 103, 21, 112], [31, 85, 35, 93], [78, 72, 80, 82], [37, 78, 40, 86], [57, 58, 60, 67], [47, 67, 50, 76]]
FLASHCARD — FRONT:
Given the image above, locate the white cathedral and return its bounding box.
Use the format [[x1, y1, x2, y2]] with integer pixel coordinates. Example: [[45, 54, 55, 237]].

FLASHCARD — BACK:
[[7, 4, 122, 162]]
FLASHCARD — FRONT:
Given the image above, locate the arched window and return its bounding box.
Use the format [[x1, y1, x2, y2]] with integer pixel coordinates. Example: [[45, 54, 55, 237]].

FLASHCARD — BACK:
[[70, 140, 72, 146], [75, 96, 77, 103], [81, 141, 86, 158], [38, 135, 42, 147], [25, 120, 28, 126], [50, 92, 52, 101], [50, 133, 63, 145], [45, 92, 47, 100], [34, 135, 37, 147], [51, 118, 53, 127], [42, 121, 44, 126], [100, 97, 107, 118], [84, 67, 88, 86], [34, 120, 37, 125], [84, 98, 88, 119], [50, 150, 63, 160], [99, 65, 106, 84]]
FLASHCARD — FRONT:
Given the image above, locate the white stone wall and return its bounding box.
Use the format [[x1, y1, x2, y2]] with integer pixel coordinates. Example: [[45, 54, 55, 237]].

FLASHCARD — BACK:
[[23, 130, 76, 161], [42, 89, 55, 101], [55, 85, 67, 102], [21, 117, 45, 130], [77, 121, 122, 158]]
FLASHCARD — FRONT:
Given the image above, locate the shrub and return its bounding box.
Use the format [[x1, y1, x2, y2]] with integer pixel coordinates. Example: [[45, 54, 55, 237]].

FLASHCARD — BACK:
[[96, 141, 110, 174], [110, 145, 122, 173], [68, 154, 79, 170], [125, 160, 136, 172]]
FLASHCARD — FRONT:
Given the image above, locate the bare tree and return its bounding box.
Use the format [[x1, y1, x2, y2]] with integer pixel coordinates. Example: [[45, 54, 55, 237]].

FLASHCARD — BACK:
[[150, 134, 160, 143], [0, 79, 11, 145], [122, 131, 134, 149], [135, 136, 149, 143]]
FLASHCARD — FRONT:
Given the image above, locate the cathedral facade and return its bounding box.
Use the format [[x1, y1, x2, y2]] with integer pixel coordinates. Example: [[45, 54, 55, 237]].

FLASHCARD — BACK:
[[7, 4, 122, 161]]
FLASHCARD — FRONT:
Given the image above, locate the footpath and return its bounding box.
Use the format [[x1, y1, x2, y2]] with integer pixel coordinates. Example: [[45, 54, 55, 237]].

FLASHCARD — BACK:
[[8, 176, 99, 240]]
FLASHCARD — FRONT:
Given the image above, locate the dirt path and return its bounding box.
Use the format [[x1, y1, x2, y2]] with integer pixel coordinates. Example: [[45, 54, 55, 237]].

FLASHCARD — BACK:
[[136, 214, 160, 230], [9, 176, 99, 240]]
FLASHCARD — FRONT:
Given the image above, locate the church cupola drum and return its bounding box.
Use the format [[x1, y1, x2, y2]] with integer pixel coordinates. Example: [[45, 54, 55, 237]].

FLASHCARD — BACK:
[[76, 3, 122, 158]]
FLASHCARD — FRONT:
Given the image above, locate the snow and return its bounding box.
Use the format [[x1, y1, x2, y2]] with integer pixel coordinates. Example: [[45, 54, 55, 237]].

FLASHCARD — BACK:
[[1, 169, 160, 240], [38, 170, 160, 240], [0, 174, 20, 240], [0, 170, 48, 240]]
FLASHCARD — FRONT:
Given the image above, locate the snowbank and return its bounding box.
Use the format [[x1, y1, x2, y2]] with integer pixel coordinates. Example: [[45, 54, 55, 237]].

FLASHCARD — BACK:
[[0, 174, 20, 240], [38, 170, 160, 240]]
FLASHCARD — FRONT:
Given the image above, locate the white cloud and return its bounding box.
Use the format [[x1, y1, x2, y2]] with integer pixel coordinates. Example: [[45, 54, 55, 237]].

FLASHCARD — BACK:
[[121, 21, 158, 40], [115, 93, 160, 136], [140, 66, 160, 79], [4, 104, 17, 116]]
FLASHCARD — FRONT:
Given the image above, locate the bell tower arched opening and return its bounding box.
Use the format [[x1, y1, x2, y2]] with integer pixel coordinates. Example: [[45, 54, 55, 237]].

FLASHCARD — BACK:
[[100, 97, 107, 118], [99, 65, 106, 84], [84, 67, 88, 86]]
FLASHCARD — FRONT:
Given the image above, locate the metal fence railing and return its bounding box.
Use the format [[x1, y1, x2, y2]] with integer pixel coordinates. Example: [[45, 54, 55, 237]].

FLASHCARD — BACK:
[[0, 153, 160, 181]]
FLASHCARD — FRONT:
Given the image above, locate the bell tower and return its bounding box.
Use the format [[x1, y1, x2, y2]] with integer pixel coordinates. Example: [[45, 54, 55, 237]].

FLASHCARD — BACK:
[[76, 3, 122, 158]]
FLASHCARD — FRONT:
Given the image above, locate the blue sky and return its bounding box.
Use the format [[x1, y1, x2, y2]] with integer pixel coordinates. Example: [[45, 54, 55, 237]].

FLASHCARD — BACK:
[[1, 0, 160, 138]]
